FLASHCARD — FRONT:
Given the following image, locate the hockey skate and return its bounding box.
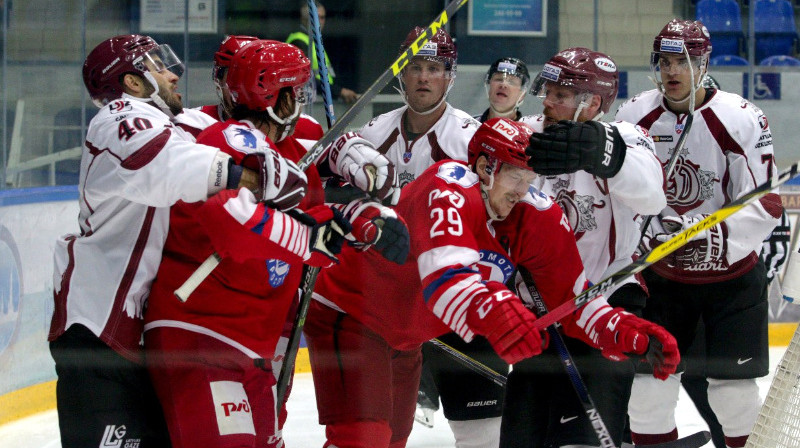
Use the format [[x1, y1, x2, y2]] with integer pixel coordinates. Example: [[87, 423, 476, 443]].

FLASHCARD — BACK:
[[414, 390, 438, 428]]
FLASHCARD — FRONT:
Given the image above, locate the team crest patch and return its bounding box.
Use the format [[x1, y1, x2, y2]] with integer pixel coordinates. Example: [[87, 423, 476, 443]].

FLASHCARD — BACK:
[[403, 151, 413, 163], [478, 249, 515, 283], [436, 162, 478, 188], [224, 125, 259, 153], [108, 100, 132, 114], [267, 259, 290, 287]]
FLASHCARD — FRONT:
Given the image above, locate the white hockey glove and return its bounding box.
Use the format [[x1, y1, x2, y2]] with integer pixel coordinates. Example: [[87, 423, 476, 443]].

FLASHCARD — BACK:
[[241, 150, 308, 210], [327, 132, 400, 205], [338, 199, 410, 264], [650, 214, 727, 269]]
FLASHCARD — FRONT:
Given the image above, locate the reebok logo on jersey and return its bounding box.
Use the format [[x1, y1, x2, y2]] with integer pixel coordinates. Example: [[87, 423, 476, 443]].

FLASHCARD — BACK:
[[559, 415, 578, 424], [737, 357, 753, 365]]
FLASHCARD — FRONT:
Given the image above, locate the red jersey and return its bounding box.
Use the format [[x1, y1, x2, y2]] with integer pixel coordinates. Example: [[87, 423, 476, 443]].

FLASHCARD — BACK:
[[313, 160, 596, 351], [144, 119, 324, 358]]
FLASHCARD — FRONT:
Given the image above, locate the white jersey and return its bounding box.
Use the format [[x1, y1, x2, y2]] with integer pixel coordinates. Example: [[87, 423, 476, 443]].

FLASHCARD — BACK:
[[49, 95, 220, 361], [174, 106, 219, 138], [358, 104, 480, 185], [520, 115, 666, 292], [615, 89, 783, 283]]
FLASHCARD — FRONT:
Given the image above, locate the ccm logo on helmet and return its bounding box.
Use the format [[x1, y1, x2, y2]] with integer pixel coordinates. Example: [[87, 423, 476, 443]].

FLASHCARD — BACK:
[[491, 119, 519, 140], [279, 76, 297, 82]]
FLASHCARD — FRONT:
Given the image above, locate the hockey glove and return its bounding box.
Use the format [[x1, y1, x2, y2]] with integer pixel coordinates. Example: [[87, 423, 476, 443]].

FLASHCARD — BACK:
[[241, 150, 308, 210], [657, 214, 727, 269], [327, 132, 400, 205], [339, 199, 410, 264], [589, 307, 680, 380], [526, 120, 627, 178], [466, 281, 547, 365], [285, 206, 352, 268]]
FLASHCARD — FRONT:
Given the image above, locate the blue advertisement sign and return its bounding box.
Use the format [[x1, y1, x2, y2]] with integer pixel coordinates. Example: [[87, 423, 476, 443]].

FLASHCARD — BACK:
[[468, 0, 546, 36], [743, 73, 781, 100]]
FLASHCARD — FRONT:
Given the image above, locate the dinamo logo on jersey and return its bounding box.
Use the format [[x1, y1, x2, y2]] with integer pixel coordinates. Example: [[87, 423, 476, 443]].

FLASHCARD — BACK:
[[478, 249, 515, 284], [223, 125, 260, 154], [436, 162, 478, 188], [266, 259, 290, 287], [666, 158, 717, 214], [0, 227, 22, 361], [552, 185, 603, 238]]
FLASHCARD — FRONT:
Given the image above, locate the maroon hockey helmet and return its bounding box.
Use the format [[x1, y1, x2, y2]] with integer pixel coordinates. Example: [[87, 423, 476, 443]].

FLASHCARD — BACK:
[[83, 34, 183, 107], [652, 19, 712, 58], [468, 118, 533, 171], [225, 40, 311, 112], [532, 47, 619, 114], [213, 35, 258, 82], [400, 26, 457, 72]]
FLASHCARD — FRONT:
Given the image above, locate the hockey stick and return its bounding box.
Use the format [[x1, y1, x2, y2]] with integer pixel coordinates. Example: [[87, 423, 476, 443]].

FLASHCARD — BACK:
[[307, 0, 336, 129], [429, 338, 507, 387], [275, 0, 335, 407], [534, 159, 799, 332], [517, 266, 616, 448], [174, 0, 471, 302]]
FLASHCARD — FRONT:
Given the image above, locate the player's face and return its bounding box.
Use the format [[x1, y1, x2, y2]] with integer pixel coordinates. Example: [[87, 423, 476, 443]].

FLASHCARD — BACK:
[[541, 83, 587, 127], [146, 59, 183, 115], [401, 58, 451, 113], [657, 53, 702, 103], [487, 73, 525, 115], [486, 163, 536, 219]]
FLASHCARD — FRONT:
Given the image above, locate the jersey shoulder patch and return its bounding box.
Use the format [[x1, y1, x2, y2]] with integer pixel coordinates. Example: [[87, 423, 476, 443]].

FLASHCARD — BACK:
[[435, 161, 478, 188], [520, 185, 555, 211], [222, 123, 269, 155]]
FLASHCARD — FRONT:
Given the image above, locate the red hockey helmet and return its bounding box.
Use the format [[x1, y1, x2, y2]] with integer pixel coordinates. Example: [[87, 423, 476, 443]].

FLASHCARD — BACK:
[[531, 47, 619, 114], [468, 118, 533, 171], [652, 19, 712, 58], [213, 35, 258, 82], [83, 34, 183, 107], [225, 40, 311, 112], [401, 26, 457, 73]]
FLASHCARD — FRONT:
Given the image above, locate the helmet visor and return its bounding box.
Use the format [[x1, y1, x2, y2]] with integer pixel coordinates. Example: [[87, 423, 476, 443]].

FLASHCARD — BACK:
[[139, 44, 185, 78]]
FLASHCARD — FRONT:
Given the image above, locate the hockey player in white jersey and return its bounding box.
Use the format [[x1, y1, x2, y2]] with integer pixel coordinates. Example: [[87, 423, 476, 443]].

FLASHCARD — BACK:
[[499, 47, 665, 448], [357, 26, 479, 189], [615, 19, 784, 447], [48, 34, 312, 448]]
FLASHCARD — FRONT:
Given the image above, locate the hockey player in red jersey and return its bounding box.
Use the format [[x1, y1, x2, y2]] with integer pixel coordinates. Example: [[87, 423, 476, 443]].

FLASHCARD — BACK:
[[144, 39, 404, 448], [305, 117, 680, 448], [615, 20, 784, 447], [500, 47, 666, 448], [198, 34, 325, 141]]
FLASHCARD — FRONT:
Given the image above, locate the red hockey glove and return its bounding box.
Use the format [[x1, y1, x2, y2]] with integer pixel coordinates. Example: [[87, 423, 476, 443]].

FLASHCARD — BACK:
[[285, 206, 352, 268], [591, 307, 679, 380], [339, 199, 410, 264], [326, 132, 400, 205], [241, 150, 308, 210], [466, 281, 546, 364]]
